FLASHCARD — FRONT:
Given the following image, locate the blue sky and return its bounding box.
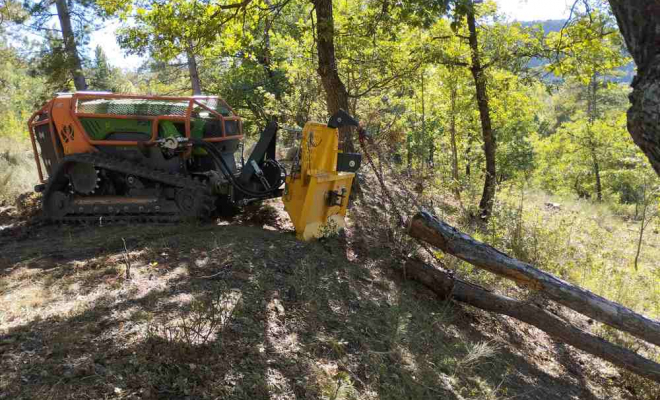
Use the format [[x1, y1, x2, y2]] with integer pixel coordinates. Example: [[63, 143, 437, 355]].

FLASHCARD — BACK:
[[89, 0, 574, 70]]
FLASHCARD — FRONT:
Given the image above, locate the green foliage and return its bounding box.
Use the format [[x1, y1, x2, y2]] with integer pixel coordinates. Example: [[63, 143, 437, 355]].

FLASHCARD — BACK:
[[530, 7, 645, 202], [0, 43, 48, 137], [7, 0, 654, 208], [22, 0, 106, 88], [0, 0, 27, 31], [545, 9, 629, 84], [89, 46, 136, 93], [113, 0, 227, 61], [532, 104, 655, 202], [489, 71, 538, 180], [0, 42, 51, 199], [33, 30, 77, 92], [90, 46, 114, 91], [2, 0, 660, 395]]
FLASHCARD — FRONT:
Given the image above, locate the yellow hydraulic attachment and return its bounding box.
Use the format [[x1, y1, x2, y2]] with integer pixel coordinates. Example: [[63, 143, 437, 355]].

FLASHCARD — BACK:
[[283, 119, 356, 241]]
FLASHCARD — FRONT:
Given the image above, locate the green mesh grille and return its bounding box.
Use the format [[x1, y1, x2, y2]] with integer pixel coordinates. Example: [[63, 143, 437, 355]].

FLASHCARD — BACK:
[[77, 98, 233, 117], [78, 99, 189, 117]]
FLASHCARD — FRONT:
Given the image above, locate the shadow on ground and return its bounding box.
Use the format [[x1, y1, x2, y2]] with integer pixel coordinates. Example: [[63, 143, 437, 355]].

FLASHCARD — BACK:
[[0, 202, 634, 399]]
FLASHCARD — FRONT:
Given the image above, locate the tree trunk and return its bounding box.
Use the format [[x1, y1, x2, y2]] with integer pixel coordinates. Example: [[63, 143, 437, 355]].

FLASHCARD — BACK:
[[633, 188, 647, 271], [591, 146, 603, 201], [403, 258, 660, 383], [587, 76, 603, 201], [54, 0, 87, 91], [428, 138, 435, 168], [313, 0, 354, 152], [466, 5, 496, 220], [421, 71, 433, 167], [465, 142, 471, 177], [408, 211, 660, 347], [586, 134, 603, 202], [407, 135, 413, 172], [261, 0, 274, 80], [186, 41, 202, 95], [449, 82, 460, 199], [607, 1, 660, 177], [257, 0, 281, 124]]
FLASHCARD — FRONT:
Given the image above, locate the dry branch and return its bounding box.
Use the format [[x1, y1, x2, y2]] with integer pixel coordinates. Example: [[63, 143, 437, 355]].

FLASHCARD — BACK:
[[403, 259, 660, 383], [408, 211, 660, 348]]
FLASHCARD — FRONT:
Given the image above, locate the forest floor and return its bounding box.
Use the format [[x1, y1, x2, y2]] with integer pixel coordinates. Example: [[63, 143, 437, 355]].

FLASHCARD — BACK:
[[0, 174, 657, 400]]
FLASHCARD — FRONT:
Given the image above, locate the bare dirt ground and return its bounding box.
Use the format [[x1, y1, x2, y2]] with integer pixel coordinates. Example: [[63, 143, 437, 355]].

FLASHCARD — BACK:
[[0, 181, 649, 399]]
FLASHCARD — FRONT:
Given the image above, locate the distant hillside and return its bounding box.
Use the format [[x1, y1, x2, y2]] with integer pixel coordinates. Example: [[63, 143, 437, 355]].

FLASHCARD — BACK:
[[522, 19, 566, 34], [520, 19, 635, 84]]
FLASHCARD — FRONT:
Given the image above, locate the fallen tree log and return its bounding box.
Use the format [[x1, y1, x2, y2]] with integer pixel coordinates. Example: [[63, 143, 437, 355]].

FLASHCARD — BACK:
[[408, 211, 660, 348], [403, 259, 660, 383]]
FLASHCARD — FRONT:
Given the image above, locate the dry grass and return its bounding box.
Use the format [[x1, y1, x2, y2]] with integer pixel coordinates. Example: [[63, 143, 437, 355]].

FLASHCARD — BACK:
[[0, 136, 38, 203], [2, 205, 637, 399], [490, 185, 660, 321], [0, 160, 656, 399]]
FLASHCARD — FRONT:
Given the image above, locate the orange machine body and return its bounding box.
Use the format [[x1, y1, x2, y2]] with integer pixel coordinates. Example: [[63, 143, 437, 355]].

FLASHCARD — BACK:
[[28, 92, 243, 183]]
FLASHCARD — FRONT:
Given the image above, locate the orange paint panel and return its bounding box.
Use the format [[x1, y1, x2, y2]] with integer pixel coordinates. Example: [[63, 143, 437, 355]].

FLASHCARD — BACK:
[[28, 123, 44, 182], [30, 93, 244, 163], [51, 96, 94, 155]]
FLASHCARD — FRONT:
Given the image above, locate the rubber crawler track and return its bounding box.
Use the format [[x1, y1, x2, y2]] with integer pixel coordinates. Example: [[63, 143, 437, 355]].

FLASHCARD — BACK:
[[42, 152, 216, 224]]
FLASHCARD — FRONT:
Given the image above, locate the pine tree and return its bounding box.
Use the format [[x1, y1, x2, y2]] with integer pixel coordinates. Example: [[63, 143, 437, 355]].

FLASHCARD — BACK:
[[91, 46, 113, 91], [23, 0, 104, 91]]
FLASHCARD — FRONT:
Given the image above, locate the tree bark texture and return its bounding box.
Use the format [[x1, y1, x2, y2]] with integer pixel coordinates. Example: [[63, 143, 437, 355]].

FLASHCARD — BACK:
[[608, 0, 660, 176], [408, 211, 660, 348], [466, 7, 496, 219], [403, 258, 660, 383], [186, 42, 202, 95], [54, 0, 87, 91], [313, 0, 354, 152]]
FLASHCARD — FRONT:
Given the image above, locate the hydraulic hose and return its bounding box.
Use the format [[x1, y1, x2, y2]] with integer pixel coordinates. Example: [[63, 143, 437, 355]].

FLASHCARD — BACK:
[[191, 139, 286, 198]]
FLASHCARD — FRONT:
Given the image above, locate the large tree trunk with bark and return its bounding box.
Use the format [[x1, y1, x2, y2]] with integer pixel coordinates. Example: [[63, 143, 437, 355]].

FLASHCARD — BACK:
[[186, 41, 202, 95], [54, 0, 87, 91], [466, 6, 497, 219], [402, 258, 660, 383], [408, 211, 660, 347], [608, 1, 660, 176], [313, 0, 354, 152]]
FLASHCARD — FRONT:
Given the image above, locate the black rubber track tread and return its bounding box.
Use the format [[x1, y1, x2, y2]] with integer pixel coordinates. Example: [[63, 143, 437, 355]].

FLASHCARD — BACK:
[[42, 152, 216, 223]]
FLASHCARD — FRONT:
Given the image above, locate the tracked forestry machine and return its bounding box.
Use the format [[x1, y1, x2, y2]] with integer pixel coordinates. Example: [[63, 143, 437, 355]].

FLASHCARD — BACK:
[[28, 92, 362, 240]]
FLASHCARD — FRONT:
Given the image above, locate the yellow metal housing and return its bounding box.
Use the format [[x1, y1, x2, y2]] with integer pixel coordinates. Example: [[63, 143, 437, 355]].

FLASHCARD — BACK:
[[283, 122, 355, 240]]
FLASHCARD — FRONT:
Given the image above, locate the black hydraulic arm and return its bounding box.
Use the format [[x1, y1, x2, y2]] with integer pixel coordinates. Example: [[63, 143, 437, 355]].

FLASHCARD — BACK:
[[238, 121, 278, 185]]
